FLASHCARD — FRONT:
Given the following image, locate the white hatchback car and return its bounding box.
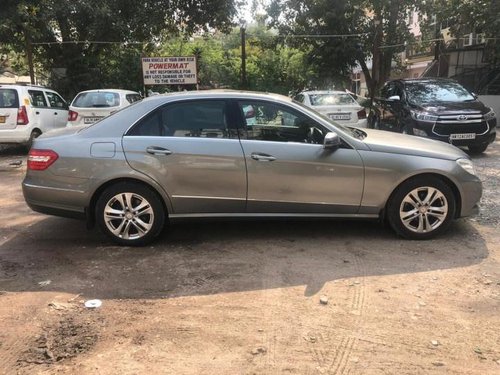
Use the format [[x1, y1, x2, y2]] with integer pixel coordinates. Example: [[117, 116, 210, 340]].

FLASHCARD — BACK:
[[294, 90, 368, 128], [67, 89, 142, 126], [0, 84, 69, 148]]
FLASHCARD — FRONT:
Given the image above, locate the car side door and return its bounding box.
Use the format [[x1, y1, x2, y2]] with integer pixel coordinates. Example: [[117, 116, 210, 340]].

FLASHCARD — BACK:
[[28, 89, 53, 132], [122, 99, 247, 215], [45, 91, 69, 128], [236, 100, 364, 214]]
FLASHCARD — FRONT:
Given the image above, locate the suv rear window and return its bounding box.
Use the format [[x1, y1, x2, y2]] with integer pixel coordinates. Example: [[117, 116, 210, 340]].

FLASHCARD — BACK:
[[72, 92, 120, 108], [0, 89, 19, 108]]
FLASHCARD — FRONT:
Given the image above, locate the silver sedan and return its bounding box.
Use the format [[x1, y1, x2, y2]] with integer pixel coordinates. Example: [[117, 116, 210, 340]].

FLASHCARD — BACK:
[[23, 91, 482, 246]]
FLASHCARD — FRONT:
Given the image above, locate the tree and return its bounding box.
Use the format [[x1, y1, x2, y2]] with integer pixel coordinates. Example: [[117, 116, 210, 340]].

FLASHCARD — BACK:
[[421, 0, 500, 62], [268, 0, 422, 99], [0, 0, 237, 97]]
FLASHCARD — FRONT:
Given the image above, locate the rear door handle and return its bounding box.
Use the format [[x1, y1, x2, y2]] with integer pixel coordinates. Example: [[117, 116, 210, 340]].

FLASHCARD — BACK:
[[146, 146, 173, 155], [251, 152, 276, 162]]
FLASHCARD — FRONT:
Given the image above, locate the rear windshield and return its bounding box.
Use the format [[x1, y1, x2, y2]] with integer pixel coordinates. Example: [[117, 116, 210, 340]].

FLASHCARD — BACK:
[[405, 81, 475, 105], [309, 93, 357, 106], [0, 89, 19, 108], [126, 94, 142, 104], [72, 91, 120, 108]]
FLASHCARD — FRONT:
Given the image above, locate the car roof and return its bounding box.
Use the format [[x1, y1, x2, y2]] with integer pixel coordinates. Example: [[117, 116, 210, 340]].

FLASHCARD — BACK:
[[142, 89, 293, 104], [75, 89, 140, 95], [299, 90, 352, 95], [389, 78, 458, 85]]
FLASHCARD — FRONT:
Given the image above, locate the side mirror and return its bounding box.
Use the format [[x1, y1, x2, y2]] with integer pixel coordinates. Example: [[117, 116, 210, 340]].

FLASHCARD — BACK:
[[324, 132, 341, 150], [387, 95, 400, 102]]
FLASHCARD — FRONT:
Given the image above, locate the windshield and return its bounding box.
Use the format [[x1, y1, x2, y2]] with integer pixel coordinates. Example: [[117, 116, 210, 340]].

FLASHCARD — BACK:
[[72, 91, 120, 108], [405, 81, 475, 105], [309, 93, 357, 106]]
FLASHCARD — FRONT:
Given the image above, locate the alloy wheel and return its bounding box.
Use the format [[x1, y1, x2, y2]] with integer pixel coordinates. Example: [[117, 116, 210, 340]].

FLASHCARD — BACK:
[[103, 192, 154, 240], [399, 186, 448, 233]]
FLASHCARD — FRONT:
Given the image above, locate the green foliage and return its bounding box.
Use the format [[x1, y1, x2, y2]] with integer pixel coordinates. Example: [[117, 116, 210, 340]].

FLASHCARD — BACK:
[[421, 0, 500, 61], [268, 0, 425, 97], [156, 25, 314, 95], [0, 0, 237, 97]]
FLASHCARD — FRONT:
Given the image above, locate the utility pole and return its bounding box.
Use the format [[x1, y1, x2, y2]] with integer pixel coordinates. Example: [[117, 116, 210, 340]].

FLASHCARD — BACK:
[[24, 29, 35, 84], [240, 20, 247, 89]]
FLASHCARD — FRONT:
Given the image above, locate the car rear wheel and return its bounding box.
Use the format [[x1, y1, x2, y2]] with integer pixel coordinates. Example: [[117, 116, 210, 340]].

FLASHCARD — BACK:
[[468, 143, 488, 154], [387, 176, 456, 240], [96, 182, 165, 246], [25, 129, 41, 151]]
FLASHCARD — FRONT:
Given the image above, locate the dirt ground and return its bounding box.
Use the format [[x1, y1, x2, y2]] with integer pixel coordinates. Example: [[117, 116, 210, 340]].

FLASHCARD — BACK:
[[0, 141, 499, 375]]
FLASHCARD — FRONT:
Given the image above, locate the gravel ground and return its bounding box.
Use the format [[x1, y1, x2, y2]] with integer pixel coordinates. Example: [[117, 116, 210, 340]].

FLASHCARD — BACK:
[[0, 139, 498, 375]]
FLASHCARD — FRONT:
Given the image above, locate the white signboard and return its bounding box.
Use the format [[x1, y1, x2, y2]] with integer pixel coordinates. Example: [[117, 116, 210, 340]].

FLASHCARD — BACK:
[[141, 56, 197, 85]]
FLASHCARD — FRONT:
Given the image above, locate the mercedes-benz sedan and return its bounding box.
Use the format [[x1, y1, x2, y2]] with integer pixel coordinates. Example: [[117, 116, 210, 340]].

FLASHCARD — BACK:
[[23, 90, 482, 246]]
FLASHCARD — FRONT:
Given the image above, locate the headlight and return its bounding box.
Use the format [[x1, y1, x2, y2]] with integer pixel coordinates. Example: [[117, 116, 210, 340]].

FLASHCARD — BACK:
[[484, 109, 496, 121], [457, 158, 476, 176], [410, 110, 438, 122]]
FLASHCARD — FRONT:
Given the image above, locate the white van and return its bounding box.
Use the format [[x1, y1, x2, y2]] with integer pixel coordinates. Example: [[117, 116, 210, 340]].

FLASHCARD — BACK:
[[0, 84, 69, 148]]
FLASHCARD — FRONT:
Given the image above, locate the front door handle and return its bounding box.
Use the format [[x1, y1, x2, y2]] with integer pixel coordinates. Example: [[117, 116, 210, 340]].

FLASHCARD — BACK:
[[251, 152, 276, 162], [146, 146, 173, 155]]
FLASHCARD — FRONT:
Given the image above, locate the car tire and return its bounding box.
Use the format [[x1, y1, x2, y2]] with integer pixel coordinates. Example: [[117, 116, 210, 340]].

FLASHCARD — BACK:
[[26, 129, 42, 151], [387, 176, 456, 240], [468, 143, 488, 154], [96, 181, 165, 246]]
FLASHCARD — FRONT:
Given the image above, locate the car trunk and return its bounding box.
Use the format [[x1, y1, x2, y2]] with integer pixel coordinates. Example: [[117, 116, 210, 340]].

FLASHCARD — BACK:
[[71, 106, 119, 126], [312, 104, 362, 125]]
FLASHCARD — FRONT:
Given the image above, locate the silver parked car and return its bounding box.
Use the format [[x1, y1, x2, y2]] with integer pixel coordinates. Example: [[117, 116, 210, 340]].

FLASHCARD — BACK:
[[23, 91, 482, 246]]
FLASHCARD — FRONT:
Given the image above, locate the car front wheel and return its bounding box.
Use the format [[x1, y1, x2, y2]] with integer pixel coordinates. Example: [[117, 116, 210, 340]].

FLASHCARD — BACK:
[[468, 143, 488, 154], [387, 176, 456, 240], [96, 182, 165, 246]]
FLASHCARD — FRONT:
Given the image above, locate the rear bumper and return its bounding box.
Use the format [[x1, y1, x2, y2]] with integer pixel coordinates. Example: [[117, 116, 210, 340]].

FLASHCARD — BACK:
[[0, 127, 31, 144], [22, 179, 89, 219]]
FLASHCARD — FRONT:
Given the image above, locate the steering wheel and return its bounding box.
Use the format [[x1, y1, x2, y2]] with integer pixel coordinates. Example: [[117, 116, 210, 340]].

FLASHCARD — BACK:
[[306, 126, 324, 144]]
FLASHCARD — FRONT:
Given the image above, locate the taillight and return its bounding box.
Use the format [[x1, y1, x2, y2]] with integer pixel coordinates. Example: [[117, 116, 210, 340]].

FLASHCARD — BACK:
[[357, 109, 367, 120], [17, 106, 29, 125], [27, 149, 59, 171], [68, 110, 78, 121]]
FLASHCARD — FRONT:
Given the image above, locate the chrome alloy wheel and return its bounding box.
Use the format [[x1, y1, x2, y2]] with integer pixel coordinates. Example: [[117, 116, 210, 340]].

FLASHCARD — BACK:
[[399, 186, 448, 233], [103, 192, 154, 240]]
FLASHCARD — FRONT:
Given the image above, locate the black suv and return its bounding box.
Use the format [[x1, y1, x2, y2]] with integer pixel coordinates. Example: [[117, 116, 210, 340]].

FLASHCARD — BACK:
[[369, 78, 497, 153]]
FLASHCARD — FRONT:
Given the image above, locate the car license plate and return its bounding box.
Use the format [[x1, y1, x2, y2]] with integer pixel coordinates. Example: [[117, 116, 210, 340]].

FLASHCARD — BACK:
[[0, 116, 5, 124], [329, 113, 351, 120], [449, 133, 476, 140], [84, 116, 103, 124]]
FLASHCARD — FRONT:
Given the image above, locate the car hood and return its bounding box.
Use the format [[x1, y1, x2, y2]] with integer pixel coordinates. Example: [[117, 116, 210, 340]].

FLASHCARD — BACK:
[[361, 128, 468, 160], [411, 100, 488, 114]]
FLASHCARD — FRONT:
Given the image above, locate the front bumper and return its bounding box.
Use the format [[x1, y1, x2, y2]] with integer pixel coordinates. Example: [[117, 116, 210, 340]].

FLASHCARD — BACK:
[[412, 118, 496, 146]]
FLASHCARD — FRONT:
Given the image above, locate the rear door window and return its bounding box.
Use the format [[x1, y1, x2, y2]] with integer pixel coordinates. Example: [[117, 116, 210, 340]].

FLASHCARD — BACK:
[[128, 100, 230, 138], [28, 90, 48, 107], [0, 89, 19, 108]]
